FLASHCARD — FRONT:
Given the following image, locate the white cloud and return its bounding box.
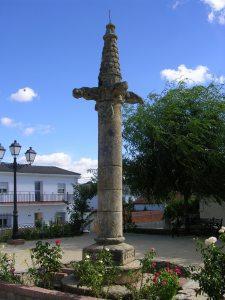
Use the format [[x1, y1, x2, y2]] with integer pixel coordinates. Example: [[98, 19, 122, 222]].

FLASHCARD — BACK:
[[1, 117, 14, 127], [23, 127, 35, 136], [23, 125, 53, 136], [10, 87, 38, 102], [1, 116, 53, 136], [202, 0, 225, 24], [161, 64, 225, 85], [172, 0, 181, 9], [19, 152, 98, 183], [0, 117, 22, 128], [203, 0, 225, 11]]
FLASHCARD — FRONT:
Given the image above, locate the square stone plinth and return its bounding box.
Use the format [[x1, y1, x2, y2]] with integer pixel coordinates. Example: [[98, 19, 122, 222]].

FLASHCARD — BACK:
[[83, 242, 135, 266]]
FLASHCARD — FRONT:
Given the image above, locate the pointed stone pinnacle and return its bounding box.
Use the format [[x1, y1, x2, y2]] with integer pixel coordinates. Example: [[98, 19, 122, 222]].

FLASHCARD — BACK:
[[98, 23, 122, 87]]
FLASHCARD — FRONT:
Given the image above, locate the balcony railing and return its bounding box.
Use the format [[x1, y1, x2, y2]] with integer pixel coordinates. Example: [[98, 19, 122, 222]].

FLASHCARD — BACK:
[[0, 192, 73, 204]]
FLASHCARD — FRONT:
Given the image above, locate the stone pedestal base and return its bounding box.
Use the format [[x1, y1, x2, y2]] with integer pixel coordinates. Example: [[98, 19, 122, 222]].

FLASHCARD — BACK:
[[83, 242, 135, 266], [62, 274, 132, 299], [115, 259, 141, 284]]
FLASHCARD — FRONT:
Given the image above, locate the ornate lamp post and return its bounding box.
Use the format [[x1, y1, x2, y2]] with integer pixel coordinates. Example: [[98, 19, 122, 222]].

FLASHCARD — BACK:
[[0, 140, 36, 242]]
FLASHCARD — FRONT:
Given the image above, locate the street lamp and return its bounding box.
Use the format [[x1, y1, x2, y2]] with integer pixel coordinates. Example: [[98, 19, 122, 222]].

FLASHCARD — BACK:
[[0, 140, 36, 241]]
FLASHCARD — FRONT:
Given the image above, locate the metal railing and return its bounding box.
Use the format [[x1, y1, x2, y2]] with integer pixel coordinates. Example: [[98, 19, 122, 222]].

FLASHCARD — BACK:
[[0, 192, 73, 204]]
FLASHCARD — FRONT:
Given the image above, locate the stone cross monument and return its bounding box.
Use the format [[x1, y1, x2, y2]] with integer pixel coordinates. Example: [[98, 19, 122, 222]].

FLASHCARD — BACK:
[[73, 22, 143, 266]]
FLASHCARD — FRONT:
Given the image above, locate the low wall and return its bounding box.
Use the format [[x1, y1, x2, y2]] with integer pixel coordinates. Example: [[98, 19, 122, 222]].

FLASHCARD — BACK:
[[0, 281, 96, 300], [132, 210, 164, 223]]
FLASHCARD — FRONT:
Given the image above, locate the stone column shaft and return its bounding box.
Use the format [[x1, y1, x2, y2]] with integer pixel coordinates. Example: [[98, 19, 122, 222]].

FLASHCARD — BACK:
[[96, 102, 124, 244]]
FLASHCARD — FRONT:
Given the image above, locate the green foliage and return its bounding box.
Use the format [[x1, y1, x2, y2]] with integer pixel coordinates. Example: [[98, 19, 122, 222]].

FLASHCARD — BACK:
[[73, 248, 118, 297], [145, 268, 180, 300], [27, 240, 62, 289], [190, 231, 225, 299], [0, 230, 12, 243], [164, 196, 199, 220], [123, 198, 136, 231], [0, 223, 75, 242], [123, 83, 225, 205], [128, 249, 181, 300], [69, 182, 97, 234], [0, 246, 21, 284], [140, 247, 157, 274]]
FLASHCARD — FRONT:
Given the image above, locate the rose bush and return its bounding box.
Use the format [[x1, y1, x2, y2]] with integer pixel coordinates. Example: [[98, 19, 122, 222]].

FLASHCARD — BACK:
[[0, 245, 21, 284], [73, 247, 118, 297], [191, 229, 225, 300], [27, 240, 62, 289], [129, 249, 182, 300]]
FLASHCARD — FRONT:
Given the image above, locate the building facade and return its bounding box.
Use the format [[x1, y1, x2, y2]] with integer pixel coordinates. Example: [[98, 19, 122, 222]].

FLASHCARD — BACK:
[[0, 164, 80, 228], [200, 201, 225, 225]]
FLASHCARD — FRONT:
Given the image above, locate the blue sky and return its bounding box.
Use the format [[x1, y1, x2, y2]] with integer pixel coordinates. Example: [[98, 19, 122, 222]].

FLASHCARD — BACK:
[[0, 0, 225, 181]]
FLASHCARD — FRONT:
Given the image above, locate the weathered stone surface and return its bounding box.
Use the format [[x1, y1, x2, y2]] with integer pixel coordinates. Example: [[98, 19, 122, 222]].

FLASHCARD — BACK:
[[98, 166, 122, 190], [95, 211, 123, 241], [62, 274, 131, 299], [98, 189, 122, 211], [83, 243, 135, 266], [175, 279, 207, 299], [102, 285, 131, 300], [116, 259, 142, 285]]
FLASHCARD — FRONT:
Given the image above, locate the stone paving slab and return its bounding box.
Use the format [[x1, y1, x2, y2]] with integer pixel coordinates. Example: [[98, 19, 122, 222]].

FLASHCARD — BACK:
[[0, 233, 202, 272]]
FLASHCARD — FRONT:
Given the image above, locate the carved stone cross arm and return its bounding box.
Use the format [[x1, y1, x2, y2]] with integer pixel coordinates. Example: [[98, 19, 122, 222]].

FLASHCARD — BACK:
[[73, 87, 99, 101], [125, 91, 144, 104], [73, 83, 143, 105]]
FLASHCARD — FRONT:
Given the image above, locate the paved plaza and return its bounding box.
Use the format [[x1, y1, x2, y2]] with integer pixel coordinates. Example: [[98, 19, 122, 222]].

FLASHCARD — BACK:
[[1, 233, 202, 272]]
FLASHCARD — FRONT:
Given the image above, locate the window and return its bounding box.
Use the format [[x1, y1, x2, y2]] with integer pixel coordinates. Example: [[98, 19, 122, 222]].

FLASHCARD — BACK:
[[35, 181, 43, 201], [0, 214, 11, 228], [57, 183, 66, 194], [0, 182, 8, 194], [55, 212, 66, 224], [34, 212, 43, 227]]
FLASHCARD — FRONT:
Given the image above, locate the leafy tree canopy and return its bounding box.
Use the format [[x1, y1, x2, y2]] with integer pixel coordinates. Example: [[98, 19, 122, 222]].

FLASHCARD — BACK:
[[123, 83, 225, 203], [69, 181, 97, 233]]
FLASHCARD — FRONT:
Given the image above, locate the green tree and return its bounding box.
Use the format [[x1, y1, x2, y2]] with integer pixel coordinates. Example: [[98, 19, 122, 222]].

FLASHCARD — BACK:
[[69, 181, 97, 234], [123, 83, 225, 228]]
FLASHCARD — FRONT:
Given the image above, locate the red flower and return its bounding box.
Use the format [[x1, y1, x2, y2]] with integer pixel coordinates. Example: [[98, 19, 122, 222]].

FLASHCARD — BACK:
[[162, 280, 167, 286], [153, 271, 161, 284], [166, 267, 173, 274], [153, 275, 158, 283], [174, 266, 182, 276], [55, 240, 61, 246], [152, 262, 157, 268]]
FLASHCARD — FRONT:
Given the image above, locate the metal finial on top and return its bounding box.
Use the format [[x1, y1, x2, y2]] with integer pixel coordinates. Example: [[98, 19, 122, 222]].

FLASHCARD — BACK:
[[109, 10, 111, 23]]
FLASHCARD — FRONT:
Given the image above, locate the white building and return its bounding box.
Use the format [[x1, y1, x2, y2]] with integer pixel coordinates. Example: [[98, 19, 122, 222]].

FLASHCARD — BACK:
[[200, 201, 225, 225], [0, 164, 80, 228]]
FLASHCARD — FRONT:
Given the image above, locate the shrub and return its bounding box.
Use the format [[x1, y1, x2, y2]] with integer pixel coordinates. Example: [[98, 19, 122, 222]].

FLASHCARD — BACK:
[[27, 240, 62, 289], [130, 250, 180, 300], [0, 230, 12, 243], [73, 248, 118, 297], [191, 229, 225, 299], [145, 268, 180, 300], [0, 245, 21, 283]]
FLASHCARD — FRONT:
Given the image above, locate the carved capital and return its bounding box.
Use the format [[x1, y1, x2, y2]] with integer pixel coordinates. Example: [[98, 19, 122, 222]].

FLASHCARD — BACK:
[[97, 81, 128, 103]]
